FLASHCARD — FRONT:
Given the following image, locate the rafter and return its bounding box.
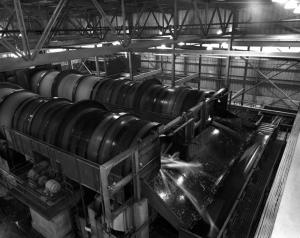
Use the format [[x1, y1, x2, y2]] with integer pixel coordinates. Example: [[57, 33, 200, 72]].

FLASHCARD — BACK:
[[13, 0, 31, 58], [32, 0, 68, 59]]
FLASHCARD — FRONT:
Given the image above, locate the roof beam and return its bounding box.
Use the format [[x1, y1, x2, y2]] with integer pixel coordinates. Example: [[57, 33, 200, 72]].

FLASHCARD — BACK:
[[32, 0, 68, 59], [124, 69, 162, 80], [175, 73, 199, 85], [138, 48, 300, 60], [13, 0, 31, 58], [0, 36, 196, 72]]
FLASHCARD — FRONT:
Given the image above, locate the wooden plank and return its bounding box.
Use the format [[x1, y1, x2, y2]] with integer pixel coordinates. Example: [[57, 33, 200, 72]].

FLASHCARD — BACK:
[[254, 108, 300, 238]]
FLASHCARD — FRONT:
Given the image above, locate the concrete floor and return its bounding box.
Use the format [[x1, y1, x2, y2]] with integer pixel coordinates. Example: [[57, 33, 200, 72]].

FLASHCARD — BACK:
[[0, 185, 31, 238]]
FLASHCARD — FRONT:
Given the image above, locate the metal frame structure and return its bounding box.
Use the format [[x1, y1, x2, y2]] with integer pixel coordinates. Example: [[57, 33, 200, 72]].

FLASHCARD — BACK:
[[1, 0, 300, 63], [0, 0, 300, 107], [3, 126, 159, 237], [1, 1, 300, 237], [0, 88, 226, 236]]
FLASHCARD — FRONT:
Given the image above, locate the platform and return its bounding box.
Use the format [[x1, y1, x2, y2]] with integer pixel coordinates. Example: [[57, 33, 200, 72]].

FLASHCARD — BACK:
[[255, 108, 300, 238]]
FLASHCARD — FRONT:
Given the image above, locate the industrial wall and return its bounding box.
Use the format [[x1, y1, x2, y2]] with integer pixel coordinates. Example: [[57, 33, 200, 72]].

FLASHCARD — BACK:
[[140, 52, 300, 110]]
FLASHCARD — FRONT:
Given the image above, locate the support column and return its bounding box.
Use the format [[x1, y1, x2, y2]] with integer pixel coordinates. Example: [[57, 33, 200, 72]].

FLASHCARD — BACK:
[[128, 52, 133, 80], [67, 49, 73, 69], [121, 0, 126, 44], [172, 43, 176, 87], [172, 0, 178, 88], [14, 0, 31, 58], [103, 57, 107, 76], [241, 46, 250, 105], [95, 46, 100, 76], [225, 40, 232, 89], [198, 56, 202, 90]]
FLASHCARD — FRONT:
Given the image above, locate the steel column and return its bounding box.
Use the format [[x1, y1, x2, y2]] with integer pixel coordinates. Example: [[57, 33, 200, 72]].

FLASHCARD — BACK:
[[0, 38, 24, 58], [95, 45, 100, 76], [32, 0, 68, 59], [241, 46, 250, 105], [121, 0, 126, 43], [91, 0, 123, 43], [176, 73, 198, 85], [172, 43, 176, 87], [128, 52, 133, 80], [198, 56, 202, 90], [242, 57, 299, 107], [13, 0, 31, 58]]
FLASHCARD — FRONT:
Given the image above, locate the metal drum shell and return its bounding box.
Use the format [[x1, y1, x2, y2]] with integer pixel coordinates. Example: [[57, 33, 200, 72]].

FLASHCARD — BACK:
[[131, 122, 158, 145], [171, 87, 191, 117], [163, 87, 178, 115], [43, 104, 71, 144], [68, 110, 110, 158], [57, 73, 83, 101], [115, 80, 135, 108], [109, 79, 130, 105], [123, 82, 141, 109], [95, 79, 117, 104], [23, 98, 51, 135], [97, 114, 137, 164], [148, 85, 166, 114], [0, 82, 22, 90], [74, 75, 100, 102], [108, 119, 147, 175], [100, 79, 119, 104], [0, 87, 21, 105], [37, 102, 71, 141], [30, 70, 48, 93], [90, 78, 109, 100], [138, 84, 162, 114], [132, 78, 162, 112], [59, 107, 103, 150], [55, 100, 107, 147], [38, 71, 60, 97], [51, 70, 81, 97], [87, 113, 118, 163], [12, 97, 40, 132], [0, 90, 37, 131], [30, 98, 71, 138], [152, 86, 170, 114], [14, 98, 51, 135], [122, 121, 159, 176], [91, 78, 112, 103], [110, 119, 148, 157]]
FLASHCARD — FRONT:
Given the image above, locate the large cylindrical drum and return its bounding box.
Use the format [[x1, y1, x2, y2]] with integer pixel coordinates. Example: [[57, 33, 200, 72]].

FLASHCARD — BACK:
[[30, 98, 71, 138], [74, 75, 100, 102], [30, 70, 48, 93], [0, 90, 37, 131], [39, 71, 60, 97], [57, 73, 83, 101]]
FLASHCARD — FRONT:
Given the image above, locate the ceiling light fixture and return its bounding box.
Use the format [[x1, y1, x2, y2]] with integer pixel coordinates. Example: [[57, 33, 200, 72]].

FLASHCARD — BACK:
[[294, 4, 300, 13], [284, 0, 297, 9], [272, 0, 287, 3], [207, 45, 213, 51]]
